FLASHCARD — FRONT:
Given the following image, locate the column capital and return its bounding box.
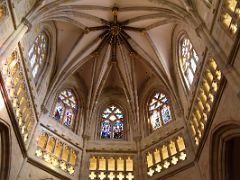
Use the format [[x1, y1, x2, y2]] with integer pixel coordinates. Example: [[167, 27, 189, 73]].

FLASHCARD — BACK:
[[22, 18, 32, 32]]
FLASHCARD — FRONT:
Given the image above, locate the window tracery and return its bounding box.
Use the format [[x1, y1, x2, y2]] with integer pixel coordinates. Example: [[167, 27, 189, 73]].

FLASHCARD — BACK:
[[221, 0, 240, 36], [148, 92, 172, 130], [179, 35, 199, 89], [53, 89, 77, 129], [100, 105, 124, 139], [28, 32, 48, 79]]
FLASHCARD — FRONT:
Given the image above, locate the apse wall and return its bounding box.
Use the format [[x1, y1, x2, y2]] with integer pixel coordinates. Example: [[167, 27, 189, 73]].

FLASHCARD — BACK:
[[0, 0, 240, 180]]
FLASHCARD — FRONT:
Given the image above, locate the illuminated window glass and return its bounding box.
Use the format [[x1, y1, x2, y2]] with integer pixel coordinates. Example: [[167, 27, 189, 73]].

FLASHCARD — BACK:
[[148, 92, 172, 130], [53, 89, 78, 129], [100, 105, 124, 139], [28, 32, 48, 80], [221, 0, 240, 35], [179, 35, 199, 88]]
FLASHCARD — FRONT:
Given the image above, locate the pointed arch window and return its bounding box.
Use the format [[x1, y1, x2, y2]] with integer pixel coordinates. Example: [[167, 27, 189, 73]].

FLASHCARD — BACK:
[[179, 35, 199, 89], [100, 105, 124, 139], [53, 89, 77, 129], [148, 91, 172, 130], [28, 32, 48, 80]]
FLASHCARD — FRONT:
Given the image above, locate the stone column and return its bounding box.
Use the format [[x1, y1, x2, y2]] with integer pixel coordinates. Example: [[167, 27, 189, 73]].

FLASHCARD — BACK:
[[134, 136, 142, 180]]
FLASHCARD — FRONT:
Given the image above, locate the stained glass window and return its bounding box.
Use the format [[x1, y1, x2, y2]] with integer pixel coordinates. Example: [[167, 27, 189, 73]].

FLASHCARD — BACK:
[[28, 32, 48, 79], [221, 0, 240, 36], [179, 35, 199, 89], [100, 105, 124, 139], [148, 92, 172, 130], [53, 89, 77, 129]]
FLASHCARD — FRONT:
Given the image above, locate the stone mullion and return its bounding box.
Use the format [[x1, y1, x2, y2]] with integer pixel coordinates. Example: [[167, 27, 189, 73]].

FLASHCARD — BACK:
[[113, 156, 116, 176], [60, 105, 67, 125], [166, 143, 171, 162], [188, 57, 196, 77], [192, 106, 201, 140], [175, 137, 181, 154], [44, 133, 52, 153]]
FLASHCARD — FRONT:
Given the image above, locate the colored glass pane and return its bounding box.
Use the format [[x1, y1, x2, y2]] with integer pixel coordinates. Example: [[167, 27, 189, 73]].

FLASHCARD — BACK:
[[113, 121, 123, 139], [63, 109, 73, 127], [161, 105, 171, 124], [53, 89, 77, 129], [148, 92, 172, 130], [101, 120, 111, 139], [100, 105, 124, 139], [54, 102, 64, 121]]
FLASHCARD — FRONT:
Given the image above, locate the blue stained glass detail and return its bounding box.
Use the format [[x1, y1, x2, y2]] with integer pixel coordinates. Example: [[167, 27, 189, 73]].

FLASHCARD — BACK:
[[101, 121, 111, 139], [54, 103, 64, 121], [63, 110, 73, 127], [161, 97, 168, 104], [100, 105, 124, 139], [116, 114, 123, 119], [113, 121, 123, 139], [102, 113, 109, 119], [161, 105, 171, 124]]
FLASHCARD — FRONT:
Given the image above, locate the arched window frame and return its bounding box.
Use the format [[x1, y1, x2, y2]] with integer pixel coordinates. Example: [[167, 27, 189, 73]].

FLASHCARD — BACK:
[[178, 34, 200, 91], [52, 89, 78, 130], [98, 104, 126, 140], [147, 90, 174, 132], [28, 31, 49, 84]]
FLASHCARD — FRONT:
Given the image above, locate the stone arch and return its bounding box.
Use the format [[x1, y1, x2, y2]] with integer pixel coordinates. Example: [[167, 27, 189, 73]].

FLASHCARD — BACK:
[[50, 88, 81, 133], [210, 121, 240, 180], [34, 22, 57, 106], [139, 77, 181, 137], [89, 91, 132, 141], [0, 119, 11, 180]]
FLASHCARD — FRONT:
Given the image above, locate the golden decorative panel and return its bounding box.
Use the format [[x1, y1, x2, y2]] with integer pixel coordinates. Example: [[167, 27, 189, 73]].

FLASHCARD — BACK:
[[221, 0, 240, 36], [189, 58, 222, 146], [1, 50, 35, 143], [146, 135, 187, 177], [88, 155, 134, 180], [35, 131, 78, 175]]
